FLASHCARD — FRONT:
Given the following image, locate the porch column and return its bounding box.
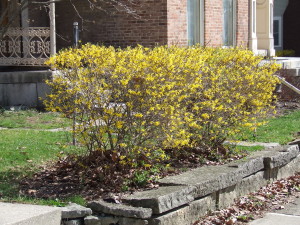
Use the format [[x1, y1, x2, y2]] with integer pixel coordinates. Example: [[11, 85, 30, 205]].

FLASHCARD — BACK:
[[249, 0, 258, 54], [256, 0, 275, 56], [21, 0, 29, 28], [50, 1, 56, 55]]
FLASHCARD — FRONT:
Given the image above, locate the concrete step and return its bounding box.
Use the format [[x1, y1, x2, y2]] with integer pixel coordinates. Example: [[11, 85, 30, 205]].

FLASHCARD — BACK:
[[257, 49, 268, 57], [274, 57, 300, 69], [0, 202, 61, 225], [249, 213, 300, 225]]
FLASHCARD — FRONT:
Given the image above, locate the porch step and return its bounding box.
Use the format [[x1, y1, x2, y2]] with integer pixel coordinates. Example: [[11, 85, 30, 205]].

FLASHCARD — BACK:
[[274, 57, 300, 69], [257, 49, 268, 57], [0, 202, 61, 225]]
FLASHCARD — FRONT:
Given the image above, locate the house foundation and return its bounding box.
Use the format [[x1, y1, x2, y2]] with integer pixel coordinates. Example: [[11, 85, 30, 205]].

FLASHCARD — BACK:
[[0, 70, 52, 109]]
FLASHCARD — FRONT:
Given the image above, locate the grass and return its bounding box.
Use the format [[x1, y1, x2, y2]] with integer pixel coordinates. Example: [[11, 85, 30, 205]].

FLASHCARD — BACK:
[[0, 110, 71, 129], [0, 109, 299, 205], [235, 110, 300, 145], [234, 145, 264, 152], [0, 110, 85, 206], [0, 130, 77, 171]]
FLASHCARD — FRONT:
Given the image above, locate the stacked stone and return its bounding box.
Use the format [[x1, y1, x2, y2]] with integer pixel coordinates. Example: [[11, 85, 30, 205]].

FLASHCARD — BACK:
[[61, 145, 300, 225]]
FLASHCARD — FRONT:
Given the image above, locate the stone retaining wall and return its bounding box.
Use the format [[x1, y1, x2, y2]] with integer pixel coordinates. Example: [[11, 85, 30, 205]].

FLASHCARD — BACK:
[[61, 145, 300, 225]]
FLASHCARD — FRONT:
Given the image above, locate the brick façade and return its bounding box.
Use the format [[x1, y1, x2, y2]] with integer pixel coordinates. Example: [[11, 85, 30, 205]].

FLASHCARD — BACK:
[[53, 0, 249, 51]]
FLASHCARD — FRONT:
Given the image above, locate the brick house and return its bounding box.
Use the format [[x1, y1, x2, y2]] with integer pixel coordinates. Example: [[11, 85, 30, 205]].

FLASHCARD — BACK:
[[0, 0, 297, 107], [54, 0, 272, 55]]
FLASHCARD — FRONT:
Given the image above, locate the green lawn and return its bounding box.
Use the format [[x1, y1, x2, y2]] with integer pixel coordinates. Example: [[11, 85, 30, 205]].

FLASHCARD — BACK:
[[0, 110, 84, 205], [0, 130, 72, 170], [0, 109, 299, 205], [0, 110, 71, 129], [235, 110, 300, 145]]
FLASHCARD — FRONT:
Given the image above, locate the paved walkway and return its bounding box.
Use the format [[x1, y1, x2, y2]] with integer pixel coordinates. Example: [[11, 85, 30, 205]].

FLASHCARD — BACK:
[[250, 197, 300, 225], [0, 202, 61, 225], [0, 127, 71, 132], [224, 140, 280, 147]]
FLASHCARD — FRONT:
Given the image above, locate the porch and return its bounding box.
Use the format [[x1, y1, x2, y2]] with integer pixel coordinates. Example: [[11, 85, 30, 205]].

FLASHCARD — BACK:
[[0, 0, 56, 108]]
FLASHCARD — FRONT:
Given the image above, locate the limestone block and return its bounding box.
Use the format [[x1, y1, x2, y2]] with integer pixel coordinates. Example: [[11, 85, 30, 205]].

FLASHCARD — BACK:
[[119, 217, 149, 225], [218, 185, 236, 209], [218, 171, 268, 209], [148, 194, 216, 225], [269, 154, 300, 180], [227, 154, 265, 178], [123, 185, 195, 214], [236, 171, 269, 196], [61, 203, 92, 219], [288, 138, 300, 147], [84, 215, 117, 225], [84, 215, 148, 225], [63, 219, 83, 225], [263, 145, 299, 169], [88, 200, 152, 219], [159, 164, 242, 198]]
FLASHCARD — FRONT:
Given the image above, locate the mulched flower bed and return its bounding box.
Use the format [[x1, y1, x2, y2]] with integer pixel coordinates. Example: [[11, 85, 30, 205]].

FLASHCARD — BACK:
[[19, 148, 245, 201], [19, 100, 300, 202]]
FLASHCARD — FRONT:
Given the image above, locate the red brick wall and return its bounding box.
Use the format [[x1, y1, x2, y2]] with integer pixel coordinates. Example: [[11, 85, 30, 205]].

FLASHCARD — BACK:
[[204, 0, 248, 47], [204, 0, 223, 47], [236, 0, 249, 47], [54, 0, 249, 50], [55, 0, 169, 50], [167, 0, 188, 46]]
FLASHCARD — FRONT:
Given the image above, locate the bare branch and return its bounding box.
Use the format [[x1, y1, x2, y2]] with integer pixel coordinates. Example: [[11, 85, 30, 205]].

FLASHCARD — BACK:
[[0, 0, 140, 39]]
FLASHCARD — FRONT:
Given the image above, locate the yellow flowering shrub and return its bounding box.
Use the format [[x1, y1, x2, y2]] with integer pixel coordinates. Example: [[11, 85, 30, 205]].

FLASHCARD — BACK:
[[183, 47, 280, 149], [45, 44, 280, 165]]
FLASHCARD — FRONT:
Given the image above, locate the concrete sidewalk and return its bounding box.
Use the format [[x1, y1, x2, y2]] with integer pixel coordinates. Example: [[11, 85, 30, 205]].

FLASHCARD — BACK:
[[0, 202, 61, 225], [249, 197, 300, 225]]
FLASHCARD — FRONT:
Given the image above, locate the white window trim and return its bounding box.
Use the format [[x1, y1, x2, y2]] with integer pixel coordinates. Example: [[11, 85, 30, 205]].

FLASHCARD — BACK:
[[273, 16, 282, 48], [270, 3, 273, 35], [252, 0, 256, 35]]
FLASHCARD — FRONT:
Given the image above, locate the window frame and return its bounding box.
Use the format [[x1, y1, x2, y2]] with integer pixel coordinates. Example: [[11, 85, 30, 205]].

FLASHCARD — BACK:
[[222, 0, 237, 47], [187, 0, 204, 46], [273, 16, 282, 48]]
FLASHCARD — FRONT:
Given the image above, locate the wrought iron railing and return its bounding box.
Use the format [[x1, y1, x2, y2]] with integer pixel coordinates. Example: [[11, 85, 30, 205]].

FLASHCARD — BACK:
[[0, 27, 51, 66]]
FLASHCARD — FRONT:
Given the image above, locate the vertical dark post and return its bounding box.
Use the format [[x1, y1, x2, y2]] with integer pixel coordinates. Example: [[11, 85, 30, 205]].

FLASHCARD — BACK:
[[73, 22, 79, 47], [72, 22, 79, 145]]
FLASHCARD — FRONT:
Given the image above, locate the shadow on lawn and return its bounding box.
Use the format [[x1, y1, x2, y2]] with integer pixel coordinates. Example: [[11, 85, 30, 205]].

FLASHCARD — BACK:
[[0, 171, 25, 197]]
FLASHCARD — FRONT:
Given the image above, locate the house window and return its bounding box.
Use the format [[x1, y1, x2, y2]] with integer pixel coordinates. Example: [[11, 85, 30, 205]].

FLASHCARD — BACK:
[[223, 0, 236, 46], [187, 0, 204, 46], [273, 17, 282, 47]]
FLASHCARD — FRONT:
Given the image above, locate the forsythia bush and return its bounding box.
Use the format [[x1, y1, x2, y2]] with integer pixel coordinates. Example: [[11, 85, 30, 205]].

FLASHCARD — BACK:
[[45, 44, 280, 165]]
